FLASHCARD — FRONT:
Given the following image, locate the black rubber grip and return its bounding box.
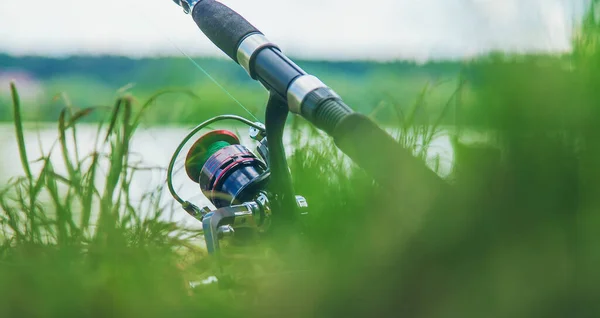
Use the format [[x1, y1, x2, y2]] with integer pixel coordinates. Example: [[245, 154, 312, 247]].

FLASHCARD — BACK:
[[192, 0, 261, 62], [332, 113, 448, 195]]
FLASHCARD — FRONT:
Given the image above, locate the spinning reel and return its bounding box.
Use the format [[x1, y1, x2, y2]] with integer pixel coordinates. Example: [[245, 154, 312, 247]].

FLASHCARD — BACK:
[[167, 114, 308, 254]]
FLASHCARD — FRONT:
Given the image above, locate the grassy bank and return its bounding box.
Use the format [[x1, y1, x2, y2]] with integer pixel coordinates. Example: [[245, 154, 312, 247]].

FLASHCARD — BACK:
[[0, 70, 456, 317]]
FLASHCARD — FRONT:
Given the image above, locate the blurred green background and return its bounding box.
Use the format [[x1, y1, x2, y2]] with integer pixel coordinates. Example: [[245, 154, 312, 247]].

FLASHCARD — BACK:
[[0, 54, 464, 125]]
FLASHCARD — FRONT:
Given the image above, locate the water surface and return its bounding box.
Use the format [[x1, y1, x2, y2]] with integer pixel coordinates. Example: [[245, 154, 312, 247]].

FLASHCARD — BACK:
[[0, 123, 455, 227]]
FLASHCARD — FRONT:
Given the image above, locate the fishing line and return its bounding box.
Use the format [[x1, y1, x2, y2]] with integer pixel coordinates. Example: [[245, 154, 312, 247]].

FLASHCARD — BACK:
[[168, 42, 260, 122], [131, 1, 261, 122]]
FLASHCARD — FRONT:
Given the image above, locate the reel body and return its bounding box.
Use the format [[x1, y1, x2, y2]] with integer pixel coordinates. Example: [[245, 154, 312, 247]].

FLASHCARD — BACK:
[[169, 119, 307, 254]]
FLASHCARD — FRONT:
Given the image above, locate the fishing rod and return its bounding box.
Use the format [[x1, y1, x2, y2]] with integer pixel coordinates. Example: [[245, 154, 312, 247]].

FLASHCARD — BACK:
[[167, 0, 448, 256]]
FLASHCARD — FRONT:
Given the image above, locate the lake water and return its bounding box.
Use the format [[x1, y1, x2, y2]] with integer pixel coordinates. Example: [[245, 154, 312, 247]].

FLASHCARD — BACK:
[[0, 123, 455, 228]]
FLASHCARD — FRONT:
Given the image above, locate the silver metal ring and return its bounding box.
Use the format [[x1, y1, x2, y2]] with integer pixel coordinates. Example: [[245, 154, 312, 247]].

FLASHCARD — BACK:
[[180, 0, 201, 14], [236, 34, 278, 77], [286, 75, 328, 114]]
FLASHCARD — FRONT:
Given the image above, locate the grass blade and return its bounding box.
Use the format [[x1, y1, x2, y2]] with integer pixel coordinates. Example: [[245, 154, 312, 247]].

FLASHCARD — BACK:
[[10, 82, 32, 181]]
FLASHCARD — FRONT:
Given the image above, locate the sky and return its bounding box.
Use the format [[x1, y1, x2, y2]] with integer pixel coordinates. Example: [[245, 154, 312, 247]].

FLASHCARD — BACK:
[[0, 0, 590, 61]]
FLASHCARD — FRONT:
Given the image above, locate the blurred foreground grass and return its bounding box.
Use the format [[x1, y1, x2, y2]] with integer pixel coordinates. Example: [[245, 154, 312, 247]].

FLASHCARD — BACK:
[[2, 3, 600, 317]]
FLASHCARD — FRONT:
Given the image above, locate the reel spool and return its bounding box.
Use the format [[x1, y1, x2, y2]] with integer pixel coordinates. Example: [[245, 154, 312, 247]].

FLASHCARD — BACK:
[[185, 130, 269, 208]]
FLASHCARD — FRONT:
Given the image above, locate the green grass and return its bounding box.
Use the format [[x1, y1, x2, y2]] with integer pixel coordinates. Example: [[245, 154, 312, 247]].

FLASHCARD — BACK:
[[0, 83, 231, 318]]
